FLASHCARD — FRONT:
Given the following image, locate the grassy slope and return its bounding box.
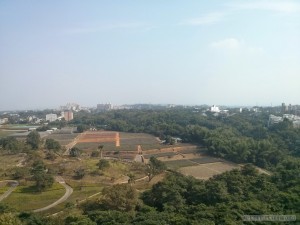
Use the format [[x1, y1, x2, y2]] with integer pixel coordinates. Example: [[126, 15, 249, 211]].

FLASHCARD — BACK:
[[2, 182, 65, 211]]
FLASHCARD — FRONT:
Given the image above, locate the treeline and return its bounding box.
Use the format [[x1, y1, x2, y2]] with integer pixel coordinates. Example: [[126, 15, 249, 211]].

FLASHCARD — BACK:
[[0, 131, 61, 154]]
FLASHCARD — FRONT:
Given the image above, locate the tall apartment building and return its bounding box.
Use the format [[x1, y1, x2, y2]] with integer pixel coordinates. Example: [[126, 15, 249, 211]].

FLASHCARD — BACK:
[[63, 111, 73, 121], [97, 103, 113, 112]]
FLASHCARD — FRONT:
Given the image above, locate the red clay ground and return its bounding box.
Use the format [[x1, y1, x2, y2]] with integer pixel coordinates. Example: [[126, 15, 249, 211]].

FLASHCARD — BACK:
[[77, 131, 119, 146]]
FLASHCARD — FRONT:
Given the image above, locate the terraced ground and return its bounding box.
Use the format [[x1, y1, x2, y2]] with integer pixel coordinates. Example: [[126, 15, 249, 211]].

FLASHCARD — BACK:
[[50, 130, 239, 180]]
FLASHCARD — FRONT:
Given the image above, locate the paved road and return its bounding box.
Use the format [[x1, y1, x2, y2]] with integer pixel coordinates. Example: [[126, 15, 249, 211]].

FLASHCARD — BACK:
[[33, 176, 73, 212], [0, 180, 19, 202]]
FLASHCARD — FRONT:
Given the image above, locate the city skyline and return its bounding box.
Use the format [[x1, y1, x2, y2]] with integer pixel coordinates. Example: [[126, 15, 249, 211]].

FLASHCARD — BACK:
[[1, 1, 300, 110]]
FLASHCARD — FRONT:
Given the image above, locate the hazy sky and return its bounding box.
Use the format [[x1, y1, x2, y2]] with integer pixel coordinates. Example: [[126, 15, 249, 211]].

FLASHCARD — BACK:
[[1, 0, 299, 110]]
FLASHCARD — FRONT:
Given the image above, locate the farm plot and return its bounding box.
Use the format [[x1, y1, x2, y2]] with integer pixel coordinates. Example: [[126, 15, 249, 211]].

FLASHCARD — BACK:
[[78, 131, 118, 143], [75, 132, 162, 152], [178, 147, 207, 154], [120, 132, 161, 151], [46, 133, 79, 146], [143, 152, 177, 159], [72, 131, 119, 151], [164, 159, 198, 170], [0, 130, 16, 138], [189, 157, 223, 164], [179, 162, 240, 180]]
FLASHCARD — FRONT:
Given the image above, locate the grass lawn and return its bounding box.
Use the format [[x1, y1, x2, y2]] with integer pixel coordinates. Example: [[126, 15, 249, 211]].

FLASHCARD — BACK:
[[0, 186, 9, 195], [3, 182, 65, 211], [40, 181, 107, 216], [0, 153, 25, 178], [0, 130, 16, 138]]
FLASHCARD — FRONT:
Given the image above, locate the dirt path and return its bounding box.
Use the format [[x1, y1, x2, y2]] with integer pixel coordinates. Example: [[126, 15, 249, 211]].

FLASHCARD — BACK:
[[63, 133, 84, 155], [33, 176, 73, 213], [0, 180, 19, 202], [115, 132, 120, 147]]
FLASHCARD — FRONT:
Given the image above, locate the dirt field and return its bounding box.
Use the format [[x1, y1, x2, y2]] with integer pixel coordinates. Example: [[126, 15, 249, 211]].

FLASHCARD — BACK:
[[179, 162, 240, 180], [74, 132, 163, 154], [47, 133, 79, 146], [157, 153, 205, 161], [160, 151, 240, 180], [78, 131, 119, 144]]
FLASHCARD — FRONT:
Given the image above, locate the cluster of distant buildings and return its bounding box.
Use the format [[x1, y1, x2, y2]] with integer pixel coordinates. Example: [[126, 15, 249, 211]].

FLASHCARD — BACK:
[[45, 111, 73, 122], [96, 103, 113, 112], [268, 103, 300, 128], [281, 103, 299, 114], [269, 114, 300, 128]]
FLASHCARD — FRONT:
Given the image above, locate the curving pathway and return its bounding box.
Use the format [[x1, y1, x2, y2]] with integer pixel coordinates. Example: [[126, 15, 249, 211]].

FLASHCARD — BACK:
[[0, 180, 19, 202], [33, 176, 73, 212]]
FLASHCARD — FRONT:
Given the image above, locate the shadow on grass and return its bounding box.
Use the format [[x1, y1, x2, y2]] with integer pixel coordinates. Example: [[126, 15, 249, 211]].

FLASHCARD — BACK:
[[19, 185, 64, 193]]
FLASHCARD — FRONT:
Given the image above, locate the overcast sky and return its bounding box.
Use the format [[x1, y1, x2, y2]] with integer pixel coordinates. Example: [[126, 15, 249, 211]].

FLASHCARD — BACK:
[[0, 0, 299, 110]]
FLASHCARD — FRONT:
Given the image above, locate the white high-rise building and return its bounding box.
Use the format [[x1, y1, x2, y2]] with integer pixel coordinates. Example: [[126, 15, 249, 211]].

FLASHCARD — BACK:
[[46, 114, 57, 122], [210, 105, 220, 113]]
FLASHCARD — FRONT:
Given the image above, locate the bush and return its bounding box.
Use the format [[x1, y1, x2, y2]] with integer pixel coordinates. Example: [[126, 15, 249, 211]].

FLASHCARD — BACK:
[[91, 151, 99, 157], [97, 159, 110, 170]]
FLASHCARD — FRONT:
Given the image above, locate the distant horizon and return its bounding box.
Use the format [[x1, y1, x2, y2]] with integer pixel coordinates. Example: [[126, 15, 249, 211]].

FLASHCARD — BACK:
[[0, 102, 297, 112], [1, 1, 299, 111]]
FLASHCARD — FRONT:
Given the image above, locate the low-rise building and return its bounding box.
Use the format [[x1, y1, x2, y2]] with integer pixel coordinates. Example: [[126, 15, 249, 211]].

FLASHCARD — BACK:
[[0, 118, 8, 124]]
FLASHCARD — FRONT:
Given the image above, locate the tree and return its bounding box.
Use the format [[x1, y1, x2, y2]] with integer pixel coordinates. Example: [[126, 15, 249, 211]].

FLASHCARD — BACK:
[[165, 135, 176, 145], [70, 147, 81, 157], [0, 137, 24, 154], [0, 213, 22, 225], [98, 145, 104, 159], [65, 215, 96, 225], [86, 210, 131, 225], [147, 156, 166, 181], [127, 173, 136, 185], [101, 184, 138, 211], [91, 151, 99, 157], [18, 212, 53, 225], [31, 160, 54, 191], [26, 131, 41, 150], [77, 124, 87, 133], [45, 139, 61, 151], [12, 167, 30, 180], [45, 151, 56, 161], [97, 159, 110, 170], [74, 167, 85, 179]]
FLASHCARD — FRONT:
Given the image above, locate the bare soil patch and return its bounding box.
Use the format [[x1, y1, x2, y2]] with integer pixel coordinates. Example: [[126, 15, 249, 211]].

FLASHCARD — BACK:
[[78, 131, 118, 144], [179, 162, 240, 180]]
